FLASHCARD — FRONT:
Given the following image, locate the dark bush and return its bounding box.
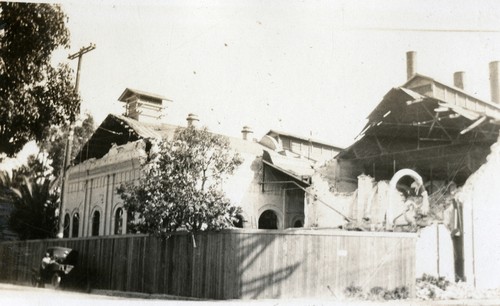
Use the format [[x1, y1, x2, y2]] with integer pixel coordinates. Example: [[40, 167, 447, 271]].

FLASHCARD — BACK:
[[417, 273, 450, 291], [347, 285, 409, 300], [344, 284, 364, 298]]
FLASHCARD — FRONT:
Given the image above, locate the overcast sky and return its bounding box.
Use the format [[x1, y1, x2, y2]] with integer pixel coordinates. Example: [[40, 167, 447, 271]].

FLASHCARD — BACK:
[[50, 0, 500, 148]]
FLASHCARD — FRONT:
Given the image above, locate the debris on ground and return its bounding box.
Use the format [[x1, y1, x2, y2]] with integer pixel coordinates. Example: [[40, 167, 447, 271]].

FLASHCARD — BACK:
[[416, 274, 500, 300]]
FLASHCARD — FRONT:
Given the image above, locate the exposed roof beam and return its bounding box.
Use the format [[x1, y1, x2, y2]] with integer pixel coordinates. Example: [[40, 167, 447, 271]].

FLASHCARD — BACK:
[[344, 139, 487, 161], [405, 98, 425, 105], [460, 116, 487, 135], [421, 103, 453, 141], [374, 136, 387, 154], [439, 102, 480, 121]]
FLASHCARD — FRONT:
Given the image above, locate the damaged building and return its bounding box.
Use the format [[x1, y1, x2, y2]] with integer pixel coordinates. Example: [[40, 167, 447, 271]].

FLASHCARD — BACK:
[[61, 88, 342, 238], [305, 51, 500, 288], [60, 52, 500, 289]]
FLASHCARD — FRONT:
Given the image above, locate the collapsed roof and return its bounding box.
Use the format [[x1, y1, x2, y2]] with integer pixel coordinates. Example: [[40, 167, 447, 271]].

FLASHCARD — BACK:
[[337, 74, 500, 185], [74, 114, 315, 184], [74, 114, 177, 163]]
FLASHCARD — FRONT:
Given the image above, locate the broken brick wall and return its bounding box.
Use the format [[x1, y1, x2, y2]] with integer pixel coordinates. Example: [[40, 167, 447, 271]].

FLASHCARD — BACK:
[[306, 159, 408, 229]]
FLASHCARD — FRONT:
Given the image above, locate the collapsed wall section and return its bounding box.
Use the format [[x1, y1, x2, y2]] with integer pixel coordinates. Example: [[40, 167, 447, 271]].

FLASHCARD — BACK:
[[306, 159, 410, 230]]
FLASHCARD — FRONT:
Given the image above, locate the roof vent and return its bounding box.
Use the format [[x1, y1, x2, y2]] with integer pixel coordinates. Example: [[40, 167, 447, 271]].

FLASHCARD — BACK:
[[241, 126, 253, 140], [186, 113, 199, 127]]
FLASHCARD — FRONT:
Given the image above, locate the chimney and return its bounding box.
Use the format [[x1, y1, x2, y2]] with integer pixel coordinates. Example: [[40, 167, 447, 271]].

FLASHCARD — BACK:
[[406, 51, 417, 80], [490, 61, 500, 104], [453, 71, 466, 90], [241, 126, 253, 141], [186, 113, 199, 127]]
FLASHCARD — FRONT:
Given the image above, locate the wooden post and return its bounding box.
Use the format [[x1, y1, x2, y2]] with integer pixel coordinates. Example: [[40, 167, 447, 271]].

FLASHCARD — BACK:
[[57, 43, 96, 238], [436, 223, 440, 277]]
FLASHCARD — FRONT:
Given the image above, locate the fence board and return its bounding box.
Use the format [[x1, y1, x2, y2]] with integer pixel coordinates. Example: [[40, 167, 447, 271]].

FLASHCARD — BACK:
[[0, 229, 417, 299]]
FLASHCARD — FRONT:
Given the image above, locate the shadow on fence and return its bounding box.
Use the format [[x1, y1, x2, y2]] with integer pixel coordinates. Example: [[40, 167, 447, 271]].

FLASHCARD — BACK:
[[0, 229, 417, 299]]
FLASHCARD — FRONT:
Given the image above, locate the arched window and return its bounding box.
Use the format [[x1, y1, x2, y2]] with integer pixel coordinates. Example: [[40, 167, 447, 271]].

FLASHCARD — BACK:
[[258, 210, 278, 229], [91, 211, 100, 236], [291, 216, 304, 228], [63, 213, 70, 238], [114, 208, 123, 235], [72, 213, 79, 238]]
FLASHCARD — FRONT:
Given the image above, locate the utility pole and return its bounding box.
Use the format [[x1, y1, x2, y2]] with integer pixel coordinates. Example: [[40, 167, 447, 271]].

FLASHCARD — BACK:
[[57, 43, 96, 238], [68, 43, 96, 114]]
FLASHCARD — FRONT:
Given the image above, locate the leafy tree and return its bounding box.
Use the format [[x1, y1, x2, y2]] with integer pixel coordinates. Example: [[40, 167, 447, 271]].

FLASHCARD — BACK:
[[8, 177, 59, 240], [119, 126, 243, 236], [17, 153, 52, 181], [40, 113, 95, 176], [0, 158, 59, 240], [0, 171, 14, 240], [0, 171, 14, 203], [0, 2, 79, 157], [0, 155, 48, 199]]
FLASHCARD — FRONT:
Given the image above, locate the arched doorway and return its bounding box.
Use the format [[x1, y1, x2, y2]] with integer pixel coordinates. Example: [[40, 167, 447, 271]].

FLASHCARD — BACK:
[[91, 211, 100, 236], [72, 213, 79, 237], [258, 210, 278, 229]]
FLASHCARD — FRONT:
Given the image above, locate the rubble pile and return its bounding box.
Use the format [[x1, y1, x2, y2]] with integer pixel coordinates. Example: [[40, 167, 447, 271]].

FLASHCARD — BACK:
[[416, 275, 500, 300]]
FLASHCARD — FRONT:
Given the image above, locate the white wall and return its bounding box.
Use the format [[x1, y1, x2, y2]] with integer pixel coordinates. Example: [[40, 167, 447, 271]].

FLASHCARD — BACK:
[[415, 223, 455, 281], [64, 140, 147, 237], [459, 138, 500, 288], [224, 153, 294, 229]]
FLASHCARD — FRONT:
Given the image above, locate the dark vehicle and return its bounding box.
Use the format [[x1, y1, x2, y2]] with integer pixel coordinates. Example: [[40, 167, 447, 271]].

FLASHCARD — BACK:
[[31, 247, 91, 291]]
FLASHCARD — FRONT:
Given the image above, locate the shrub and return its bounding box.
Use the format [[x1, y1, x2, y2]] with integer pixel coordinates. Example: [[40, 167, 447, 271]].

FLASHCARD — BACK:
[[418, 274, 450, 291], [344, 284, 364, 299], [416, 274, 451, 300], [345, 285, 409, 300]]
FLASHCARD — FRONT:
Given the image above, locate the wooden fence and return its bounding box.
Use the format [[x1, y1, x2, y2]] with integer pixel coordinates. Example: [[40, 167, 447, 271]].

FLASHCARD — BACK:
[[0, 229, 417, 299]]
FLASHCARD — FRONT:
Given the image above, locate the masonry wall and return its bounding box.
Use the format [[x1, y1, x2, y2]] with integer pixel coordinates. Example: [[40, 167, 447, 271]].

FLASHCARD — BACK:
[[225, 153, 305, 229], [459, 138, 500, 289], [66, 143, 302, 234], [305, 172, 354, 228], [306, 170, 408, 230], [63, 140, 147, 237], [415, 223, 455, 281]]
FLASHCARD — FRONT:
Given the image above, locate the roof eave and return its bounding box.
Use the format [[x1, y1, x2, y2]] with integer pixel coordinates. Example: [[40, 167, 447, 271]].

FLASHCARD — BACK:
[[404, 73, 500, 111], [262, 159, 311, 186], [265, 129, 343, 150]]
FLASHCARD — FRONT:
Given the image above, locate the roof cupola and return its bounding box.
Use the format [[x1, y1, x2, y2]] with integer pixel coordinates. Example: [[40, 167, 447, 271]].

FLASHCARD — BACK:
[[118, 88, 171, 123]]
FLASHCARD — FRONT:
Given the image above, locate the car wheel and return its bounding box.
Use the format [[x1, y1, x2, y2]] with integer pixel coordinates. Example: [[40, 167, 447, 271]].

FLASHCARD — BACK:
[[30, 274, 38, 287], [85, 278, 91, 294], [51, 273, 62, 289]]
